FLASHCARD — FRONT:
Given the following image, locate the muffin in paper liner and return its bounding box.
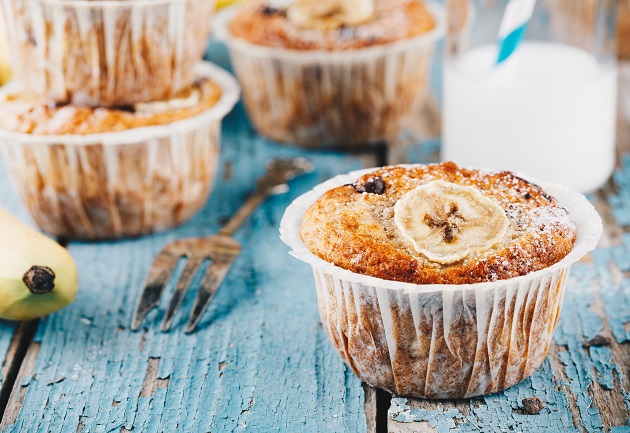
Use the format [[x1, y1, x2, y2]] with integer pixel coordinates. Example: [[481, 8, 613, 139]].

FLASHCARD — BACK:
[[620, 0, 630, 58], [0, 0, 216, 106], [279, 166, 602, 398], [0, 62, 240, 241], [214, 4, 446, 149], [544, 0, 624, 57]]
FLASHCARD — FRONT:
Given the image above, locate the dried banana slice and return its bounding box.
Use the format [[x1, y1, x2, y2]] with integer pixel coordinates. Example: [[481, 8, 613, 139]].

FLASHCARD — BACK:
[[287, 0, 375, 31], [134, 88, 201, 114], [394, 180, 509, 264]]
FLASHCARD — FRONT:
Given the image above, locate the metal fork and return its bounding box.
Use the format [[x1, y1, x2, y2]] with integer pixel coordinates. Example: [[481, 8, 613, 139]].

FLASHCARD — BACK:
[[130, 158, 314, 334]]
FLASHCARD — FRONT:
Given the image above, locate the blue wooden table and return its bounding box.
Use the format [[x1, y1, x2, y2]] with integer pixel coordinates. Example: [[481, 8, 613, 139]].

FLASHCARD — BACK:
[[0, 44, 628, 433]]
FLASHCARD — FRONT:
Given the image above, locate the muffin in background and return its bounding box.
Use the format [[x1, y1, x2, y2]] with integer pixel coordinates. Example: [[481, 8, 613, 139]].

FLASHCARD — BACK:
[[0, 0, 216, 107], [544, 0, 625, 57], [281, 161, 602, 398], [215, 0, 445, 148], [0, 62, 240, 240], [619, 0, 630, 58]]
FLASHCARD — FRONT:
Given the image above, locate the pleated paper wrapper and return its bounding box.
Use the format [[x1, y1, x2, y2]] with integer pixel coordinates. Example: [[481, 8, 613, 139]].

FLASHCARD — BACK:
[[280, 167, 602, 398], [214, 4, 445, 148], [0, 62, 240, 240], [1, 0, 216, 106]]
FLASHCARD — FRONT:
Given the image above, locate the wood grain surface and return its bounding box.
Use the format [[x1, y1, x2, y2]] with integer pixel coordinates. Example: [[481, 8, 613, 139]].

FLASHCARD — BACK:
[[0, 46, 627, 433], [0, 102, 380, 431]]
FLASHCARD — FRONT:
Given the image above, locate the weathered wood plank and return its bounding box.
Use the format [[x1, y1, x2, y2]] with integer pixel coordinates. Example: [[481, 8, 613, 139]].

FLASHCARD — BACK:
[[0, 163, 33, 417], [0, 94, 379, 432], [364, 385, 378, 433]]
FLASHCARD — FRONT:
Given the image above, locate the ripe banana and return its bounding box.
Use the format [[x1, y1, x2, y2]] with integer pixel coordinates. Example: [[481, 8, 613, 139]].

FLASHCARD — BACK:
[[394, 180, 510, 264], [288, 0, 375, 31], [134, 87, 201, 114], [0, 208, 77, 320], [216, 0, 248, 9]]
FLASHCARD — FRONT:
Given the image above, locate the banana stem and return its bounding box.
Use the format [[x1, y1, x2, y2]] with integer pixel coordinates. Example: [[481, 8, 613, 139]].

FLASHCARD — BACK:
[[22, 266, 55, 294]]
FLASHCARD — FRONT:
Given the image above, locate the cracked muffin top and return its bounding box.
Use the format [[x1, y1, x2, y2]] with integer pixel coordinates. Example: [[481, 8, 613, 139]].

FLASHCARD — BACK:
[[300, 161, 577, 284], [228, 0, 436, 50], [0, 78, 222, 135]]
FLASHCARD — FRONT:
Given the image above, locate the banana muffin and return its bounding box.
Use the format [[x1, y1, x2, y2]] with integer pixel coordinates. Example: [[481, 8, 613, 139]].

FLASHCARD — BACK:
[[545, 0, 626, 57], [228, 0, 436, 50], [281, 161, 601, 398], [0, 79, 222, 135], [0, 62, 239, 240], [1, 0, 215, 106], [215, 0, 445, 148], [301, 161, 577, 284]]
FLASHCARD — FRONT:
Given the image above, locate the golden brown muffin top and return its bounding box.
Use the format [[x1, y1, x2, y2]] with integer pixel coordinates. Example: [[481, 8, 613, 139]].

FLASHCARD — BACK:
[[0, 78, 222, 135], [300, 161, 577, 284], [228, 0, 436, 50]]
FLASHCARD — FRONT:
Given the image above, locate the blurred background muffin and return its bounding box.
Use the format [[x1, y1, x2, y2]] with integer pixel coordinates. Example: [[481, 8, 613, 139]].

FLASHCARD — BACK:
[[543, 0, 623, 57], [0, 62, 239, 240], [620, 0, 630, 58], [216, 0, 445, 148], [0, 0, 216, 107]]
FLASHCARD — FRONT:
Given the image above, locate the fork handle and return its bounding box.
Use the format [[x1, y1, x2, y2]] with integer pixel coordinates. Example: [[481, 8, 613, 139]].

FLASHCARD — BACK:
[[218, 183, 288, 237]]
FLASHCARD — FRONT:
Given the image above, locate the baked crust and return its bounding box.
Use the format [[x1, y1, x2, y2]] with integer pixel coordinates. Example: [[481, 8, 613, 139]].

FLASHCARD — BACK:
[[0, 78, 222, 135], [619, 0, 630, 58], [228, 0, 435, 50], [301, 161, 577, 284]]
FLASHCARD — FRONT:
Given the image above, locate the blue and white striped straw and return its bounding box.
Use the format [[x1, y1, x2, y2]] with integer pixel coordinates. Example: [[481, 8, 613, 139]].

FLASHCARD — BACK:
[[496, 0, 537, 65]]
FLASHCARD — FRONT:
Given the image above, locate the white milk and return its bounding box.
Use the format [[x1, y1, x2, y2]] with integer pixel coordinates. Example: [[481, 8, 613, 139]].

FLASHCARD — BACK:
[[443, 42, 617, 193]]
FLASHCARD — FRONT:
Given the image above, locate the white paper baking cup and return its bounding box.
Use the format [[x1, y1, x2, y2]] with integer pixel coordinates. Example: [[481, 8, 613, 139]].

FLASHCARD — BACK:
[[280, 166, 602, 398], [1, 0, 216, 106], [214, 4, 446, 148], [0, 62, 240, 240]]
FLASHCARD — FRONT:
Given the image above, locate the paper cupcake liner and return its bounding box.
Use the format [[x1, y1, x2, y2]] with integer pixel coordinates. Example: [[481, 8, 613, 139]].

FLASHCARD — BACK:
[[0, 62, 240, 240], [1, 0, 216, 106], [620, 0, 630, 58], [280, 166, 602, 398], [544, 0, 621, 56], [214, 4, 445, 148]]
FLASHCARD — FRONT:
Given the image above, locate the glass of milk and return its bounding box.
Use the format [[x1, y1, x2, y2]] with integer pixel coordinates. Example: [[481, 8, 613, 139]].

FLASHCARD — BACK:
[[443, 0, 618, 193]]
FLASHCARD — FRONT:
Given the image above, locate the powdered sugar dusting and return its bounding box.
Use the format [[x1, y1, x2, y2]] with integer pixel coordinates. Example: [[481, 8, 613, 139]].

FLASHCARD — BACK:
[[302, 161, 580, 284], [229, 0, 436, 50]]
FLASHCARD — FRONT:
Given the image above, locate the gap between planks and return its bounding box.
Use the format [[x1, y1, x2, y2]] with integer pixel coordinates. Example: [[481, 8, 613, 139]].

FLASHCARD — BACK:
[[0, 320, 39, 428], [364, 384, 392, 433]]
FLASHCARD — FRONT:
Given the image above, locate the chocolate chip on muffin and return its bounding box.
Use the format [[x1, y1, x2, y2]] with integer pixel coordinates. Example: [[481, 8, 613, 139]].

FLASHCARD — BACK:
[[355, 177, 386, 195]]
